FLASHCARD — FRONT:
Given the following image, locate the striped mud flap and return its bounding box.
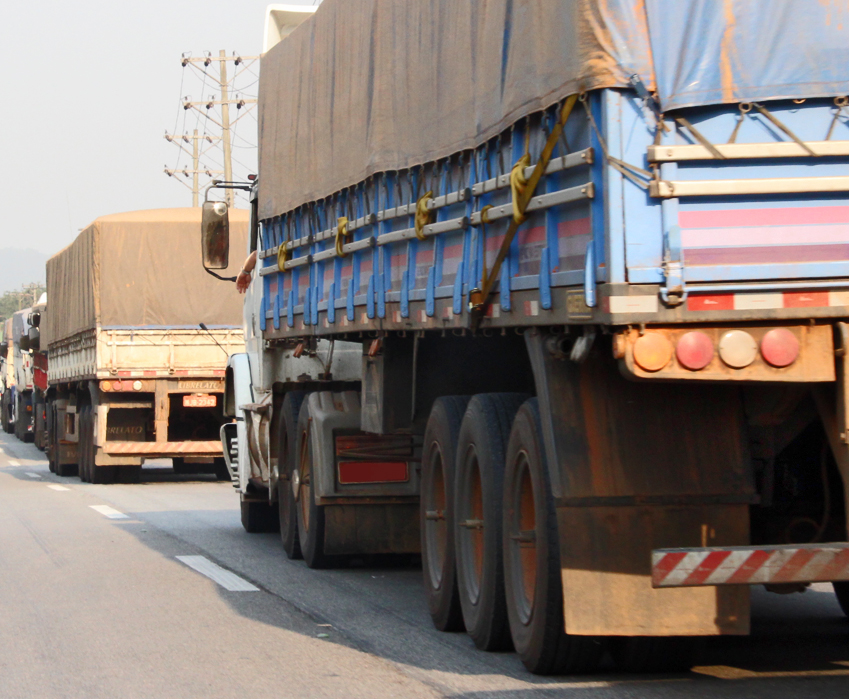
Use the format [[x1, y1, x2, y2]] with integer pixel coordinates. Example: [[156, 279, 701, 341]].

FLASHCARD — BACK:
[[652, 543, 849, 587]]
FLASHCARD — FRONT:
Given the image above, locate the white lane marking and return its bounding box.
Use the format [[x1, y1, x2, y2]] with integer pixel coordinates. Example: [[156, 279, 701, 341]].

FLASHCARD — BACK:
[[176, 555, 259, 592], [48, 484, 70, 491], [89, 505, 129, 520], [8, 460, 20, 466], [26, 472, 42, 479]]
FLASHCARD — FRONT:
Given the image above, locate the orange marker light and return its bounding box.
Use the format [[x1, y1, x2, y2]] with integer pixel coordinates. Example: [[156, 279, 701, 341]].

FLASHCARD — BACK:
[[633, 333, 673, 372]]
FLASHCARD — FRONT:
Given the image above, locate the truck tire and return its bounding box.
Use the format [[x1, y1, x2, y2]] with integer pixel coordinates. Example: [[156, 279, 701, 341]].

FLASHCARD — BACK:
[[454, 393, 528, 652], [295, 397, 329, 569], [84, 409, 115, 485], [2, 393, 13, 434], [55, 406, 77, 478], [47, 403, 57, 474], [35, 401, 46, 451], [240, 497, 279, 533], [503, 398, 605, 674], [277, 391, 306, 560], [609, 636, 696, 673], [78, 406, 92, 483], [421, 395, 470, 632], [833, 582, 849, 617]]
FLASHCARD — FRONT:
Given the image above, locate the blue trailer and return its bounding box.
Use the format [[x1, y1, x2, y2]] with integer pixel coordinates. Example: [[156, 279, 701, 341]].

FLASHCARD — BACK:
[[205, 0, 849, 675]]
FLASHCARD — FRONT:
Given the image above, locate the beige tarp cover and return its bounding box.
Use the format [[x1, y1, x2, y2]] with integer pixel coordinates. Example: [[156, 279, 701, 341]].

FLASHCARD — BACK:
[[258, 0, 652, 219], [45, 208, 248, 344]]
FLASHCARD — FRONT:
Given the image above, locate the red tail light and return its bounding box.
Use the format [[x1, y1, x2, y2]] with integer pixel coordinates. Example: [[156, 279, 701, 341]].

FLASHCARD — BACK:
[[760, 328, 800, 368], [675, 331, 714, 371]]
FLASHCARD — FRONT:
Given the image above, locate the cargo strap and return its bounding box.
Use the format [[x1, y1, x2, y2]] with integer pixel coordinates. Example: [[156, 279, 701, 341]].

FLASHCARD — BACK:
[[581, 94, 654, 190], [469, 94, 579, 329], [335, 217, 350, 258], [415, 191, 434, 240]]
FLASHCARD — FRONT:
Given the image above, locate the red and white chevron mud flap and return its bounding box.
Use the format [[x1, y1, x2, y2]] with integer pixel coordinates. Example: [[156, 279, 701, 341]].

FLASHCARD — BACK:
[[652, 543, 849, 588]]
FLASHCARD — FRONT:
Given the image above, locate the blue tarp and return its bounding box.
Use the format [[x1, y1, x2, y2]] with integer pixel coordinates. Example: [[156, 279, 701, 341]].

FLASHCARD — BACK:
[[646, 0, 849, 110]]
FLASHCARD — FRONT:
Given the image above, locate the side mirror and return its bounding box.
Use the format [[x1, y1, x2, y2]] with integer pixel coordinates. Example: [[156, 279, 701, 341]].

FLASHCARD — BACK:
[[28, 311, 40, 328], [202, 200, 230, 269]]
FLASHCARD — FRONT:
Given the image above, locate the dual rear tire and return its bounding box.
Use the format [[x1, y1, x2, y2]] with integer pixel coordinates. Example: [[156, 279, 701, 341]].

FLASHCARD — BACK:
[[78, 406, 116, 484], [420, 394, 632, 675]]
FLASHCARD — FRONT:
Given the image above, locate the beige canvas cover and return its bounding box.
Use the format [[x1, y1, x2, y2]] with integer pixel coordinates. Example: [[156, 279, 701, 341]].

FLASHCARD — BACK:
[[45, 208, 249, 344], [258, 0, 652, 219]]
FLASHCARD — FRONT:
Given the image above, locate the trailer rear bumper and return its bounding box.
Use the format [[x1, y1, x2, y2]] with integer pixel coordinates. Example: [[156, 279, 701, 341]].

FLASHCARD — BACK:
[[102, 440, 222, 457], [652, 543, 849, 588]]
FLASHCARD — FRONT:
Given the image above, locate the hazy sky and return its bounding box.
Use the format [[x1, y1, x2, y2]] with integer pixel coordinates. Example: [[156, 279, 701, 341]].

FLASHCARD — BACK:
[[1, 0, 319, 256]]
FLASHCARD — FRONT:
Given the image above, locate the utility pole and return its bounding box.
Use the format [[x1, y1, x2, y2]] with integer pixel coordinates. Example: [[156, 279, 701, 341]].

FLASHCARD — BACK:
[[219, 50, 234, 207], [164, 130, 223, 205], [168, 51, 258, 207]]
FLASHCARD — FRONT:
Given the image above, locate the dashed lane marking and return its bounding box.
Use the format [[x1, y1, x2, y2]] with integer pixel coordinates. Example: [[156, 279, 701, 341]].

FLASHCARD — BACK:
[[89, 505, 129, 520], [26, 472, 42, 479], [8, 460, 20, 466], [47, 484, 70, 491], [176, 555, 259, 592]]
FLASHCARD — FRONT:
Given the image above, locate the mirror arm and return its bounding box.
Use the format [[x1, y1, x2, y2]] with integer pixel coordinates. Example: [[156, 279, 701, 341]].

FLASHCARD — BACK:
[[204, 181, 253, 202], [204, 268, 238, 283]]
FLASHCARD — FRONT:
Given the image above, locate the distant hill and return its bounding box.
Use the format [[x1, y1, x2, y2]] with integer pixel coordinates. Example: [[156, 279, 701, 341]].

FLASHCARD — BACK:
[[0, 248, 48, 295]]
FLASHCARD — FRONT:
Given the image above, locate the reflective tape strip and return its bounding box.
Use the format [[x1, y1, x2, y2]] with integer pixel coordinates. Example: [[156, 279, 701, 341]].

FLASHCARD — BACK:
[[688, 290, 849, 312], [103, 440, 222, 455], [652, 543, 849, 587]]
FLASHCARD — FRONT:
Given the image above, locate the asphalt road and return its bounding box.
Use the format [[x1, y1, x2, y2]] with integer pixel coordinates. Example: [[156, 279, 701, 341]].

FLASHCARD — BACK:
[[1, 431, 847, 699]]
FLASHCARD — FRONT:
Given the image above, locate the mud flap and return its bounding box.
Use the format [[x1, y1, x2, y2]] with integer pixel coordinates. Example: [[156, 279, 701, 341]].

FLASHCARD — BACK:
[[526, 329, 753, 636]]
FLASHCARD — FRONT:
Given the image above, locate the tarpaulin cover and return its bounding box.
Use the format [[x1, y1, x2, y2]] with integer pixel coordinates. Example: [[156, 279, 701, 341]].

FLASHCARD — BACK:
[[258, 0, 849, 220], [45, 208, 249, 344], [12, 308, 31, 346]]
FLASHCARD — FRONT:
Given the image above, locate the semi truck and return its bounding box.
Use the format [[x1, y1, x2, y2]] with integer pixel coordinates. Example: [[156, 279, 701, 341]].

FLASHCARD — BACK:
[[204, 1, 849, 675], [47, 208, 247, 482], [0, 318, 13, 434], [11, 304, 36, 442], [28, 295, 49, 450]]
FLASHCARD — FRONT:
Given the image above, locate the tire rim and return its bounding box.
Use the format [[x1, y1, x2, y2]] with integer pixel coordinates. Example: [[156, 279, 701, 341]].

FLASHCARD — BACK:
[[458, 445, 485, 605], [424, 441, 447, 590], [508, 451, 537, 625], [298, 426, 311, 533]]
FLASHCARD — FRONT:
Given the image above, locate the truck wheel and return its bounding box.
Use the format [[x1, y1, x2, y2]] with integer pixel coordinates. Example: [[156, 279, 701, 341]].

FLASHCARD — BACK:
[[240, 497, 279, 533], [278, 391, 306, 560], [295, 397, 328, 569], [454, 393, 528, 651], [86, 411, 115, 485], [47, 403, 57, 474], [834, 582, 849, 617], [77, 406, 91, 482], [3, 394, 13, 434], [421, 395, 470, 632], [14, 397, 22, 442], [503, 398, 605, 674]]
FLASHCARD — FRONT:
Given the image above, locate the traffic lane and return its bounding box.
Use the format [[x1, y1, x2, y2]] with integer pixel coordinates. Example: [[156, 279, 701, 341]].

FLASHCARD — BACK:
[[6, 436, 849, 698], [0, 445, 441, 699]]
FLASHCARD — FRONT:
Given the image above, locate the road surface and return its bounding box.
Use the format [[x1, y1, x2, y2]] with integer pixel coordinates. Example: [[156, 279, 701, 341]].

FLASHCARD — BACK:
[[0, 431, 846, 698]]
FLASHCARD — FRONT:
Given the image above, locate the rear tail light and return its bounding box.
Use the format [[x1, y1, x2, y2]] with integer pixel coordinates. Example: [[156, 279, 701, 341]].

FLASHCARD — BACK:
[[760, 328, 800, 367], [718, 330, 758, 368], [338, 461, 409, 484], [675, 331, 714, 370], [633, 333, 673, 372]]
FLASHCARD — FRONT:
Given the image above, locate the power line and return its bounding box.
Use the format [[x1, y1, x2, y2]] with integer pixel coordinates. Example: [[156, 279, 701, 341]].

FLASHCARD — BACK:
[[165, 50, 259, 207]]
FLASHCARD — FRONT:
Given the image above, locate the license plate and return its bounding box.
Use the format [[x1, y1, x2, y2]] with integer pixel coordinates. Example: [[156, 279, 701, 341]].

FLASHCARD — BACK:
[[183, 394, 217, 408]]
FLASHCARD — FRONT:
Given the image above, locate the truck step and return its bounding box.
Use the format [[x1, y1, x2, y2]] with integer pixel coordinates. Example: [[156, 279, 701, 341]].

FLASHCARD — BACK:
[[652, 542, 849, 588]]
